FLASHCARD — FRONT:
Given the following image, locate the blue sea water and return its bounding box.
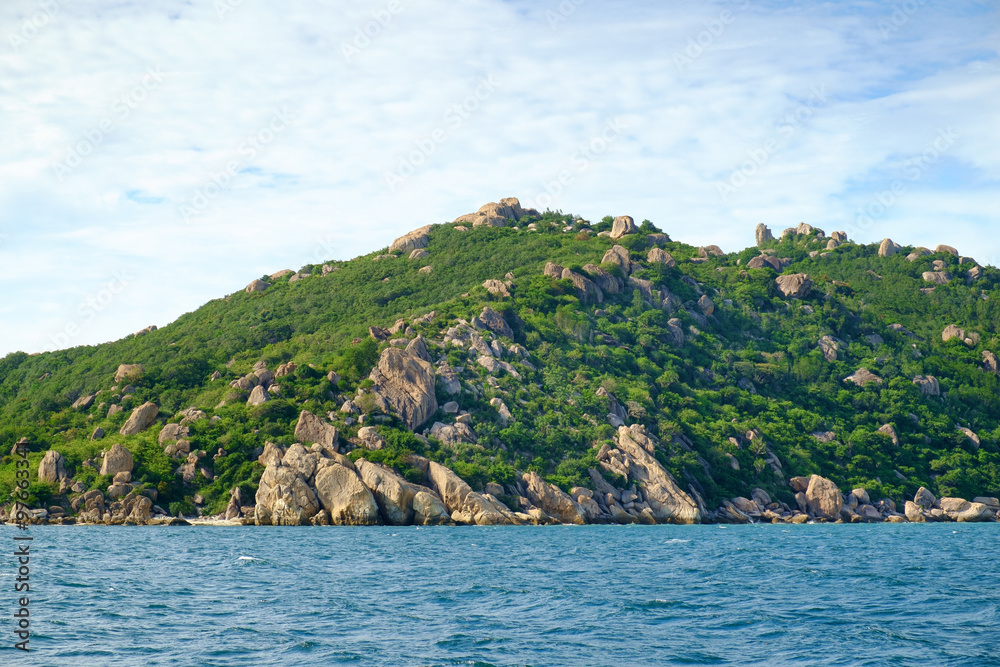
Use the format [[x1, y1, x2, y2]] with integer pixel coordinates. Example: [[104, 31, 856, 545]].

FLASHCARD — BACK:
[[1, 523, 998, 666]]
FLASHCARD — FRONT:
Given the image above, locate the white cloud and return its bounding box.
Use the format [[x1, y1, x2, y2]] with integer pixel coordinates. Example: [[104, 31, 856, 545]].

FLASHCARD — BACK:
[[0, 0, 998, 355]]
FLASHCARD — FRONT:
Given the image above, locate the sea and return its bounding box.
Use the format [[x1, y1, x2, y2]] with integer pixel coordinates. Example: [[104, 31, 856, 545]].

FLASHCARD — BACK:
[[1, 523, 997, 666]]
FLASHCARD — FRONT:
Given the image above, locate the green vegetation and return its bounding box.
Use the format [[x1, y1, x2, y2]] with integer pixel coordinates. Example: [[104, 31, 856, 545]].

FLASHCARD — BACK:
[[3, 210, 1000, 515]]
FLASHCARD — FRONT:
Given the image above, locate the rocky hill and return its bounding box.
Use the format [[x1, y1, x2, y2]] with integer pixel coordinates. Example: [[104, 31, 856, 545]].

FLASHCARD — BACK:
[[2, 197, 999, 526]]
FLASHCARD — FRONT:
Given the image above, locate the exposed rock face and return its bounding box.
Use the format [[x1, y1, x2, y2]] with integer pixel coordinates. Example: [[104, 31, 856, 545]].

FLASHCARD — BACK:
[[543, 262, 564, 278], [913, 375, 940, 396], [818, 335, 841, 362], [698, 295, 714, 316], [247, 385, 269, 406], [942, 324, 966, 342], [120, 402, 159, 435], [114, 363, 145, 383], [72, 393, 97, 410], [313, 461, 379, 525], [405, 335, 431, 362], [159, 423, 190, 444], [755, 223, 774, 246], [245, 279, 269, 293], [369, 348, 438, 430], [409, 249, 429, 259], [904, 500, 926, 522], [411, 491, 452, 525], [582, 264, 623, 294], [522, 471, 586, 524], [602, 245, 634, 275], [877, 423, 899, 446], [775, 273, 812, 298], [913, 486, 936, 509], [878, 238, 901, 257], [923, 271, 950, 285], [100, 444, 134, 476], [789, 476, 811, 492], [453, 198, 530, 227], [844, 368, 883, 386], [428, 461, 473, 515], [256, 463, 320, 526], [935, 244, 958, 256], [38, 450, 68, 483], [983, 351, 1000, 374], [805, 474, 842, 520], [647, 248, 676, 267], [609, 215, 638, 239], [482, 279, 510, 297], [603, 425, 701, 524], [355, 459, 415, 525], [479, 307, 514, 338], [293, 410, 339, 451], [389, 225, 433, 254], [561, 269, 603, 305]]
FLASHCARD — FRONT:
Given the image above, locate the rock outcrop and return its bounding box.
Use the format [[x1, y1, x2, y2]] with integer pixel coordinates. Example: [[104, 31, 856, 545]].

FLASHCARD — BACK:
[[369, 348, 438, 430], [38, 450, 68, 483], [609, 215, 638, 239], [805, 474, 842, 520], [522, 471, 586, 524], [120, 402, 159, 436], [775, 273, 812, 298], [878, 238, 901, 257], [389, 225, 433, 254], [293, 410, 339, 451], [313, 461, 380, 525], [100, 444, 134, 477], [114, 364, 145, 383], [755, 223, 774, 246]]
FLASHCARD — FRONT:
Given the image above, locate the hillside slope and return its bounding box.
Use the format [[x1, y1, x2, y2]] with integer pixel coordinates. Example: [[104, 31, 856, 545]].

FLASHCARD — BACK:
[[3, 198, 1000, 525]]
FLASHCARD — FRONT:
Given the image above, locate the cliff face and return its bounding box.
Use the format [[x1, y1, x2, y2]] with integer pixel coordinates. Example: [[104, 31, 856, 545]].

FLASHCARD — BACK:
[[2, 198, 1000, 525]]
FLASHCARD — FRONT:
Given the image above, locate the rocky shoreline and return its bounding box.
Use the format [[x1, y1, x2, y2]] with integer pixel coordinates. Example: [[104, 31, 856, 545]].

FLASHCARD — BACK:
[[6, 425, 997, 528]]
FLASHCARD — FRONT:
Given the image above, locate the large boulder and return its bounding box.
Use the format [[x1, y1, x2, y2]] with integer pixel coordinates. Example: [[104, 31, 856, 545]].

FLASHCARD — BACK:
[[878, 238, 901, 257], [114, 364, 145, 383], [522, 471, 586, 524], [477, 306, 514, 338], [775, 273, 812, 298], [293, 410, 339, 450], [647, 248, 676, 267], [120, 402, 159, 436], [427, 461, 473, 514], [913, 375, 940, 396], [255, 463, 320, 526], [844, 368, 883, 387], [454, 198, 528, 227], [355, 459, 416, 525], [601, 245, 634, 275], [247, 385, 269, 406], [369, 348, 438, 430], [955, 502, 994, 523], [482, 279, 510, 297], [389, 225, 433, 254], [610, 425, 700, 524], [100, 444, 134, 476], [245, 279, 269, 293], [805, 474, 842, 520], [411, 491, 452, 525], [755, 223, 774, 246], [38, 450, 68, 483], [313, 462, 380, 525], [582, 264, 623, 295], [158, 423, 190, 444], [561, 269, 603, 305], [913, 486, 936, 509], [942, 324, 966, 342], [609, 215, 638, 239], [904, 500, 926, 522]]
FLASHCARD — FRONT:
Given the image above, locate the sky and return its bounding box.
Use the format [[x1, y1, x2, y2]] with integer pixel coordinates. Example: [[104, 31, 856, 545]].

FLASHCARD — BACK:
[[1, 0, 998, 357]]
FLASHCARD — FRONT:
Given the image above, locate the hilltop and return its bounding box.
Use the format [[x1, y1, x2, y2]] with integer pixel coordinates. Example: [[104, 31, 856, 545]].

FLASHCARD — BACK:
[[2, 197, 1000, 526]]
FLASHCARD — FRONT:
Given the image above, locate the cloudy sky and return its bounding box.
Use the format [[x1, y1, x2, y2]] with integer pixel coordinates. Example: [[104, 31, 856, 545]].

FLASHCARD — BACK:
[[1, 0, 997, 357]]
